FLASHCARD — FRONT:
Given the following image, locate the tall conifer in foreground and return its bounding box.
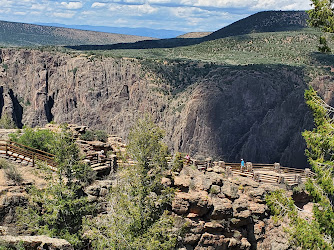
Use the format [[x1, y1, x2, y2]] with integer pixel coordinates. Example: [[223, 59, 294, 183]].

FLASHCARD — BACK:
[[84, 115, 180, 249], [303, 87, 334, 240]]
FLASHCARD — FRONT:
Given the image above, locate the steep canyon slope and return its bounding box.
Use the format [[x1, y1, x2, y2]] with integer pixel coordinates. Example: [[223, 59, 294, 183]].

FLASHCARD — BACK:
[[0, 48, 318, 168]]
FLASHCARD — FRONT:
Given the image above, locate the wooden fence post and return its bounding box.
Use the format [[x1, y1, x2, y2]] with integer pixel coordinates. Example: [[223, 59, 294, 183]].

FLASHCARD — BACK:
[[274, 162, 280, 173], [32, 152, 35, 167], [246, 162, 253, 172]]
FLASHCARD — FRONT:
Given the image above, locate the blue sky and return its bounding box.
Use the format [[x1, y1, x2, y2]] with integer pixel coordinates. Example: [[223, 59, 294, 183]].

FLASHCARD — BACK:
[[0, 0, 311, 32]]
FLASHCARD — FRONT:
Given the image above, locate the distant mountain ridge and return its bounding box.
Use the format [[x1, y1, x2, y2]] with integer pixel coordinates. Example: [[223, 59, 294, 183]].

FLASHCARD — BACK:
[[36, 23, 185, 39], [0, 20, 153, 47], [68, 11, 310, 51], [0, 11, 310, 48], [204, 11, 308, 41]]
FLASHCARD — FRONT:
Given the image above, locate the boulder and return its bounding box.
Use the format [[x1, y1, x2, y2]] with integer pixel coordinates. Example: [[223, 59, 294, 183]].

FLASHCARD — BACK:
[[0, 226, 8, 236], [209, 185, 221, 195], [174, 176, 191, 189], [183, 233, 201, 246], [85, 185, 100, 197], [197, 232, 226, 249], [0, 235, 73, 250], [240, 238, 251, 249], [212, 165, 224, 174], [233, 198, 249, 213], [161, 177, 172, 187], [172, 196, 190, 215], [254, 221, 265, 240], [211, 198, 233, 220], [205, 172, 224, 186], [249, 202, 268, 219], [232, 198, 251, 227], [221, 181, 239, 199], [233, 177, 260, 188], [247, 187, 265, 201], [204, 221, 225, 233], [188, 192, 213, 217]]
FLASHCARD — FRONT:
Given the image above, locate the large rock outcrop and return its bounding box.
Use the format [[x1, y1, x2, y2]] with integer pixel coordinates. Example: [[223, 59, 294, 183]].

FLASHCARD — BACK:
[[0, 49, 318, 168], [169, 166, 291, 250]]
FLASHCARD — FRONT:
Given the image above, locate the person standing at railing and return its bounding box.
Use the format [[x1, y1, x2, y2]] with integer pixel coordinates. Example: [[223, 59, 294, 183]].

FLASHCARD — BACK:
[[241, 159, 245, 172], [98, 150, 105, 163], [185, 154, 190, 165]]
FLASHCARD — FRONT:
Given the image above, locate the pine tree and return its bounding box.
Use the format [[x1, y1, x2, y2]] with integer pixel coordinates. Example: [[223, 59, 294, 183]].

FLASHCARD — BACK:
[[307, 0, 334, 52], [265, 87, 334, 248], [302, 87, 334, 241], [84, 115, 180, 249]]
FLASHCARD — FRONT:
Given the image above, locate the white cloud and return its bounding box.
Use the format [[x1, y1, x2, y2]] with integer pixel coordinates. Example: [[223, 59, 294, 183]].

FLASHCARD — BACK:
[[53, 12, 76, 18], [178, 0, 309, 10], [61, 1, 83, 10], [31, 3, 47, 10], [0, 0, 13, 7], [13, 11, 27, 15], [91, 2, 107, 8], [108, 3, 158, 15]]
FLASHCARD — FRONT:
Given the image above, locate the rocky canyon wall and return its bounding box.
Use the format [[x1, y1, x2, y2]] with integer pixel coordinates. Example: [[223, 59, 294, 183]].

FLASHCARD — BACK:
[[0, 49, 317, 168]]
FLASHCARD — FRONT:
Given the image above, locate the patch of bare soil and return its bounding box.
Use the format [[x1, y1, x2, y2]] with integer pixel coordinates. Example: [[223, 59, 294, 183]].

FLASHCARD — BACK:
[[0, 160, 48, 195]]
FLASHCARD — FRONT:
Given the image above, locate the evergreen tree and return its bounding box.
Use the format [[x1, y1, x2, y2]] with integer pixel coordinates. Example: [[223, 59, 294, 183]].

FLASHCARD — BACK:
[[307, 0, 334, 52], [265, 87, 334, 248], [15, 126, 95, 248], [302, 87, 334, 241], [308, 0, 334, 33], [84, 115, 180, 249]]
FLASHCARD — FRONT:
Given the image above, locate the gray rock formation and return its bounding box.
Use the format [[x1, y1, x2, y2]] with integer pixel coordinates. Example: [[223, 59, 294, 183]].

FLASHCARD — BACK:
[[0, 49, 317, 168]]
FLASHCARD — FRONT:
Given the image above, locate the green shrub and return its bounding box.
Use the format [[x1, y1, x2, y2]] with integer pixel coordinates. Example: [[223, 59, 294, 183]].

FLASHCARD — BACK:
[[94, 130, 108, 143], [5, 164, 23, 184], [9, 127, 55, 153], [0, 240, 24, 250], [171, 152, 184, 172], [80, 130, 95, 141], [0, 158, 11, 169], [0, 114, 16, 129], [80, 130, 108, 142]]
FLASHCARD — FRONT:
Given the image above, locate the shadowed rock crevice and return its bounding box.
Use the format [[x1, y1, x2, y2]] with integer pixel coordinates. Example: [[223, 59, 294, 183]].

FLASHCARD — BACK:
[[8, 89, 23, 128], [45, 95, 54, 123], [0, 86, 4, 118]]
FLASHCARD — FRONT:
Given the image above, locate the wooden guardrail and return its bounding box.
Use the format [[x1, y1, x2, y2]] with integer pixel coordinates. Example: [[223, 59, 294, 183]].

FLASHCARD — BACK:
[[0, 140, 57, 168], [188, 158, 315, 186]]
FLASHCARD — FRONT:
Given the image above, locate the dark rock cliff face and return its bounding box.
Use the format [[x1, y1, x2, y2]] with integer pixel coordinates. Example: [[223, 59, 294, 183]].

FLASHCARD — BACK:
[[0, 49, 316, 168]]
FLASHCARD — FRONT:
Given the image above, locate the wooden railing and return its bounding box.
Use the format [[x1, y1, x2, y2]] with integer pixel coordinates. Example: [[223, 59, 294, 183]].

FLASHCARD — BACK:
[[188, 158, 315, 186], [0, 140, 57, 168]]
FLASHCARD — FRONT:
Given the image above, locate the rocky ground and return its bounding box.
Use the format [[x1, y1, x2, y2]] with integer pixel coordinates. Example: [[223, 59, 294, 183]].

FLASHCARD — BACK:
[[0, 131, 312, 249], [167, 165, 295, 250]]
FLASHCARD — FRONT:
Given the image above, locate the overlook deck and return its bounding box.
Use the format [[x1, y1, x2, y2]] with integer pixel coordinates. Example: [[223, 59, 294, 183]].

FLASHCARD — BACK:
[[189, 159, 314, 188], [0, 139, 314, 187]]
